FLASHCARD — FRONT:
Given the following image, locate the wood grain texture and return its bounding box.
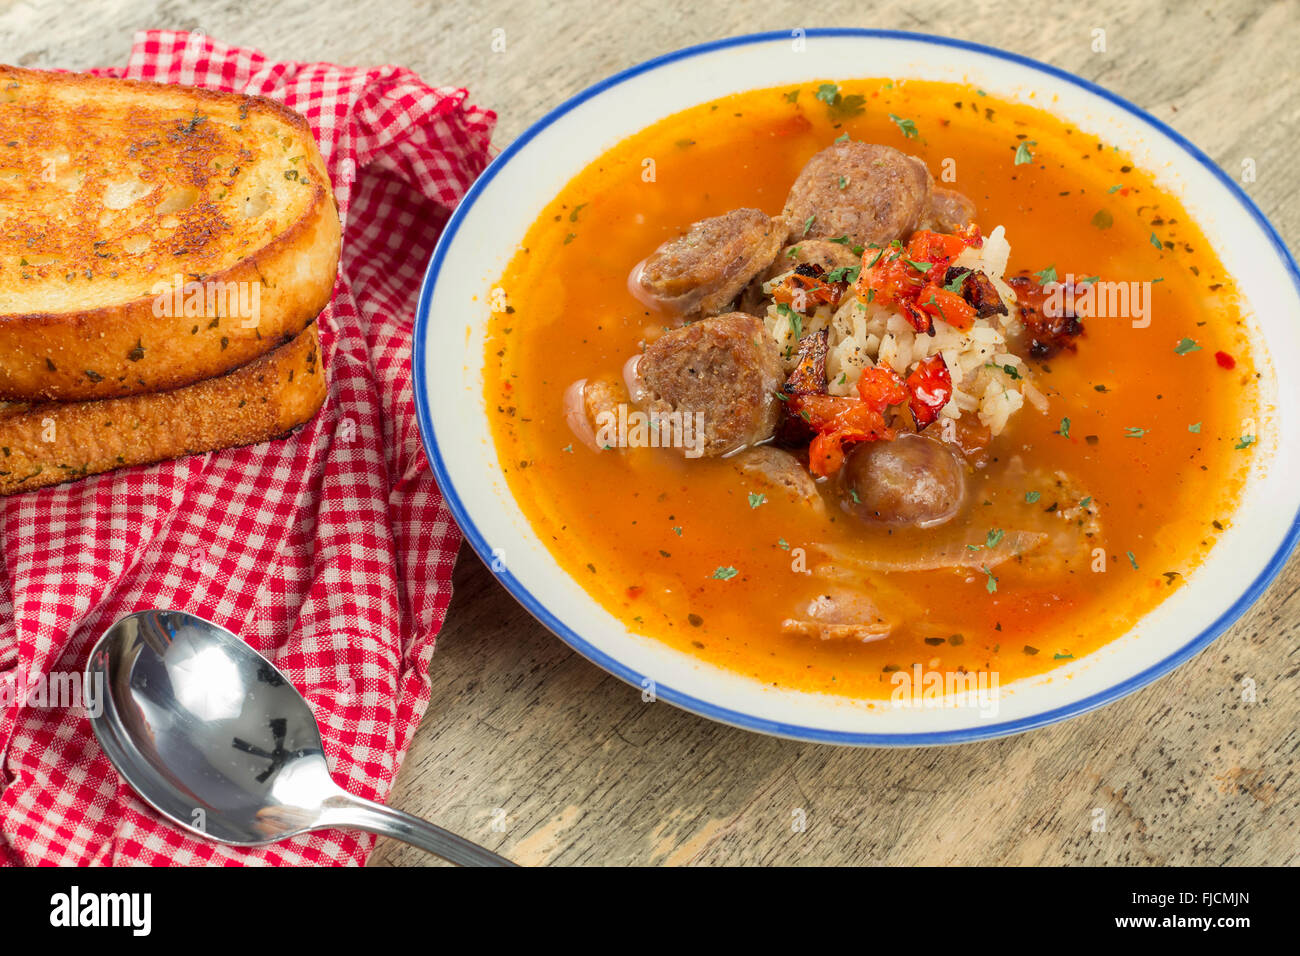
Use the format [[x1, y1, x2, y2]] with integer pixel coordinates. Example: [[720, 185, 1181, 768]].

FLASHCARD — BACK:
[[4, 0, 1295, 867]]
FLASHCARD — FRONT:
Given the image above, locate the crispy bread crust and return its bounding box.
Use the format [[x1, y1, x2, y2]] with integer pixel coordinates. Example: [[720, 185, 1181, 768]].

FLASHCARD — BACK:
[[0, 66, 341, 401], [0, 322, 326, 495]]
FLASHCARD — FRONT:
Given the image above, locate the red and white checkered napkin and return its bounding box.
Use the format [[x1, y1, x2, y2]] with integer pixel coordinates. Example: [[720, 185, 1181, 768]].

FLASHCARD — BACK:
[[0, 31, 495, 865]]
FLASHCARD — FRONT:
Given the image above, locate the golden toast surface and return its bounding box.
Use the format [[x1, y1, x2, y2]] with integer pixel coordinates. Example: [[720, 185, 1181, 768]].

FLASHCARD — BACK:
[[0, 66, 340, 400], [0, 321, 327, 495]]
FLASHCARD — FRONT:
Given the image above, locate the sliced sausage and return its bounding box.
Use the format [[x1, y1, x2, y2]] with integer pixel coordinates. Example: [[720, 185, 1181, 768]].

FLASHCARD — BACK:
[[782, 142, 933, 248], [729, 446, 824, 513], [840, 433, 967, 528], [632, 208, 784, 317], [635, 312, 785, 457], [919, 187, 977, 233]]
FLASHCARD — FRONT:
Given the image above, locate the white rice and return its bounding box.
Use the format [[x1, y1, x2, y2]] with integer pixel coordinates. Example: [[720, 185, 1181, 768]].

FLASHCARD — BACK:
[[760, 224, 1045, 435]]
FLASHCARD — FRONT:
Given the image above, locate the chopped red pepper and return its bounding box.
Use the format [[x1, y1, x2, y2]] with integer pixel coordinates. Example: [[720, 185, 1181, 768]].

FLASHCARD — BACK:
[[793, 393, 894, 476], [772, 270, 844, 312], [856, 365, 909, 411], [900, 298, 933, 334], [916, 284, 977, 330], [905, 354, 953, 430], [1215, 350, 1236, 370], [954, 222, 984, 248], [856, 228, 971, 310]]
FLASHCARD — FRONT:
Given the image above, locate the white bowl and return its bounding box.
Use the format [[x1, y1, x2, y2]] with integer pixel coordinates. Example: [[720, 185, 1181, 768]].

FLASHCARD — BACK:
[[413, 30, 1300, 745]]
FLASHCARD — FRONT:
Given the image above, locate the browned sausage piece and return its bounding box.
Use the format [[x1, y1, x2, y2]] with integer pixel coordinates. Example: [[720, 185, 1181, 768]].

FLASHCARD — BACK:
[[782, 142, 933, 247], [635, 312, 785, 457], [632, 208, 784, 317], [729, 446, 824, 513], [840, 433, 967, 528], [919, 187, 977, 234]]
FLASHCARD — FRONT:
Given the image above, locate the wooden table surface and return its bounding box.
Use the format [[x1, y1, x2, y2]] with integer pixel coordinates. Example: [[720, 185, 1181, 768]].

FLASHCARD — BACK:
[[5, 0, 1296, 866]]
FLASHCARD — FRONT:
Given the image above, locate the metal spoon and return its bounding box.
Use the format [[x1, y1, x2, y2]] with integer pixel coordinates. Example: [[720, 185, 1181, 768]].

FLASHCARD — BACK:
[[85, 608, 515, 867]]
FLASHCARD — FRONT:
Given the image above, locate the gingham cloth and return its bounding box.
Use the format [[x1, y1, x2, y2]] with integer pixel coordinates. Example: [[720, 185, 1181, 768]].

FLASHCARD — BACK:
[[0, 31, 494, 865]]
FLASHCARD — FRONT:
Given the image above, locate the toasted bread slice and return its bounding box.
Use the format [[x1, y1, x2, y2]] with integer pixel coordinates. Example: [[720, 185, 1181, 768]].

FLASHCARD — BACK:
[[0, 66, 340, 401], [0, 321, 325, 495]]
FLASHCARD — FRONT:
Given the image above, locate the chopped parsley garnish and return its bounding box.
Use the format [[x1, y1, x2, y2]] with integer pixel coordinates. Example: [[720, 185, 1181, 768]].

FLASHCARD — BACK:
[[802, 214, 816, 236], [783, 89, 800, 103], [1108, 184, 1123, 193], [1125, 426, 1147, 438], [1150, 232, 1163, 250], [888, 113, 918, 138], [1013, 140, 1036, 165], [748, 492, 767, 509], [834, 131, 850, 144], [1078, 275, 1100, 285], [1091, 209, 1113, 230], [1057, 417, 1071, 438], [943, 268, 970, 293], [1188, 422, 1201, 433], [1235, 434, 1257, 450], [983, 566, 998, 593], [777, 538, 790, 551], [561, 443, 573, 453], [836, 372, 847, 385], [672, 526, 683, 536], [711, 566, 739, 581], [1127, 551, 1139, 570], [903, 257, 933, 274], [1034, 264, 1058, 284], [1079, 496, 1093, 508], [849, 488, 861, 503], [1173, 337, 1202, 355], [1025, 491, 1041, 503], [813, 83, 866, 120], [568, 203, 587, 222], [824, 265, 861, 283], [986, 528, 1005, 549], [838, 175, 849, 190]]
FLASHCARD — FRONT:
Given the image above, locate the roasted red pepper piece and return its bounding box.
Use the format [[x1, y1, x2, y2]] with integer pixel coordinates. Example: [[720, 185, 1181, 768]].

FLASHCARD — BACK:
[[772, 265, 844, 312], [905, 354, 953, 430], [856, 364, 909, 411], [916, 284, 977, 331], [794, 393, 895, 477], [900, 298, 933, 334], [1006, 272, 1084, 357]]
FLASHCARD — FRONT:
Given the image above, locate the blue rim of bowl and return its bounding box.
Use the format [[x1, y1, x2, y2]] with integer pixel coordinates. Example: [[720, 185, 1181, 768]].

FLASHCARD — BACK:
[[412, 28, 1300, 746]]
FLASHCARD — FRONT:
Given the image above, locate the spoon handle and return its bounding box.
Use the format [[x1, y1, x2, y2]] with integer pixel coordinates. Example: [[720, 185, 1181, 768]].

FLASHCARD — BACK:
[[324, 792, 517, 867]]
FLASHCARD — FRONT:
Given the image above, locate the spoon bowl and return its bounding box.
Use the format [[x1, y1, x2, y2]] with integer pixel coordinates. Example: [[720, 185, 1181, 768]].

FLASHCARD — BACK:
[[86, 608, 514, 866]]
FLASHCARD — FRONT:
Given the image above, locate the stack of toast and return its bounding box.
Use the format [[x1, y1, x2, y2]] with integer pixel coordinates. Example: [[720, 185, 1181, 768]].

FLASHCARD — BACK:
[[0, 66, 340, 495]]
